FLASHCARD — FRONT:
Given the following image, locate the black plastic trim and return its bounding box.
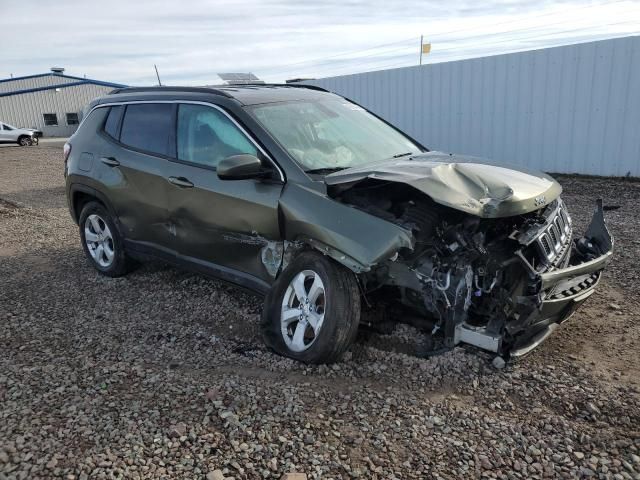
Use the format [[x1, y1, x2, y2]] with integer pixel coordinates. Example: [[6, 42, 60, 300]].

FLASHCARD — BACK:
[[124, 239, 270, 295], [109, 86, 234, 98], [67, 183, 119, 224]]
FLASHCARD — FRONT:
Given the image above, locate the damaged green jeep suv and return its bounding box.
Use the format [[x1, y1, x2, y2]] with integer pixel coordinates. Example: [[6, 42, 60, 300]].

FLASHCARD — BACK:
[[64, 84, 613, 363]]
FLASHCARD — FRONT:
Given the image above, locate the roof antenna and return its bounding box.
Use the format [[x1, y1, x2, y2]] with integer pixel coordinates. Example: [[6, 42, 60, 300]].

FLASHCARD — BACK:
[[154, 64, 162, 86]]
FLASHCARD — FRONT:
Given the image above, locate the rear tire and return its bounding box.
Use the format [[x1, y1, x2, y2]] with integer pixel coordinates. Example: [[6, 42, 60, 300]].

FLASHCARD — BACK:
[[261, 251, 361, 364], [78, 201, 134, 277]]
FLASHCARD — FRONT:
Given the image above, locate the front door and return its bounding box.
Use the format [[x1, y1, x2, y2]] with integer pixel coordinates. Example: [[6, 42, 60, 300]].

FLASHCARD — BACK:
[[0, 123, 13, 142], [166, 103, 283, 286]]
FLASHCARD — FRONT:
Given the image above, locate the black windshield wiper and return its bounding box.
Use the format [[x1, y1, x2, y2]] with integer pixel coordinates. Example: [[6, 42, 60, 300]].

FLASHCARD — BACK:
[[392, 152, 413, 158], [304, 167, 347, 175]]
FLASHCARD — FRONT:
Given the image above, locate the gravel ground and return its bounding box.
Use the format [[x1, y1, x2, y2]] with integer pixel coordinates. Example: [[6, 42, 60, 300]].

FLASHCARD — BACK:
[[1, 145, 639, 480]]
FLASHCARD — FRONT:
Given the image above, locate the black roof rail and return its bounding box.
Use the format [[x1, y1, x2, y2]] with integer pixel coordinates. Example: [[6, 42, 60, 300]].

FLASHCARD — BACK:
[[109, 86, 234, 98], [215, 83, 329, 93], [275, 83, 329, 93]]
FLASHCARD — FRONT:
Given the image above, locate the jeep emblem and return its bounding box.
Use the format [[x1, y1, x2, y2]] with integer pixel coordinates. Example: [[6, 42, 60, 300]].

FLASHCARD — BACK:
[[534, 195, 546, 207]]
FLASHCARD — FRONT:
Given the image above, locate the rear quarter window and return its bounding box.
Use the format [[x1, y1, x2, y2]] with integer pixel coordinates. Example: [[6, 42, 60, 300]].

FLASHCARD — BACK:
[[103, 106, 123, 138], [119, 103, 174, 157]]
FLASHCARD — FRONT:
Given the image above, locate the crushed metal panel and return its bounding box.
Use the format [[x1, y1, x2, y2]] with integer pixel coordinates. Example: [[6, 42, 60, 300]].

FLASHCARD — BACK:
[[221, 231, 284, 278], [301, 237, 369, 273], [260, 240, 284, 278], [454, 325, 501, 352], [324, 152, 562, 218], [278, 182, 414, 271]]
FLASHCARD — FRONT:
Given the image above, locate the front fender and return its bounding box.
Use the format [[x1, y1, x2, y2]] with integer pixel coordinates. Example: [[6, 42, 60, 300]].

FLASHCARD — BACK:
[[279, 183, 414, 272]]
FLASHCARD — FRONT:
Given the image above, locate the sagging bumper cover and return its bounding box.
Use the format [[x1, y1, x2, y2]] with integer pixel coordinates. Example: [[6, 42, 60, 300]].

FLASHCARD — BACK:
[[506, 199, 613, 357]]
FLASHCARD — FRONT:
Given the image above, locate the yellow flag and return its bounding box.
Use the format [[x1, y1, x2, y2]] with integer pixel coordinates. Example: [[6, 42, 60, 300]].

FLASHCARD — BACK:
[[422, 43, 431, 54]]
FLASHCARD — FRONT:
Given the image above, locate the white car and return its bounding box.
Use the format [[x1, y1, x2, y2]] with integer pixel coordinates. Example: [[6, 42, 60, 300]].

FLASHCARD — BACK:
[[0, 121, 42, 146]]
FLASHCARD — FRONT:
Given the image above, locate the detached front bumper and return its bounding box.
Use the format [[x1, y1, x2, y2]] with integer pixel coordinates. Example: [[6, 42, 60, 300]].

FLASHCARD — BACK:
[[508, 199, 614, 357]]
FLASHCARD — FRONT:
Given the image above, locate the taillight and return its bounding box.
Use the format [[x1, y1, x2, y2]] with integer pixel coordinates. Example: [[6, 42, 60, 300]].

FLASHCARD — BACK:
[[63, 142, 71, 162]]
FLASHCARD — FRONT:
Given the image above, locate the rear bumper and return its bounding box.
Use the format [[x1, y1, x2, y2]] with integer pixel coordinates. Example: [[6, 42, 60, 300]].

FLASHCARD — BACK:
[[508, 199, 613, 356]]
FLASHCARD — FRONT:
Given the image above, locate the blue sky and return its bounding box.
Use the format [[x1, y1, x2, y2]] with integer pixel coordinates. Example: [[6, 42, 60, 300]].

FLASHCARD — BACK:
[[0, 0, 638, 85]]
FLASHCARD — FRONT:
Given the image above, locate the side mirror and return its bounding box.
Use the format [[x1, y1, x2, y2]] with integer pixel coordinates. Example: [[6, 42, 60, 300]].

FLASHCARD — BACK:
[[217, 154, 267, 180]]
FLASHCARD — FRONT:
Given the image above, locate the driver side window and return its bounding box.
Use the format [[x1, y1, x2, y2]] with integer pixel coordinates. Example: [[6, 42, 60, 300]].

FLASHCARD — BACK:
[[177, 104, 257, 169]]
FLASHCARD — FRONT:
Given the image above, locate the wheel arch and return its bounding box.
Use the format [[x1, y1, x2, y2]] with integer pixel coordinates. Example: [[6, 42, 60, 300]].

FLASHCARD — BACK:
[[68, 183, 118, 225], [282, 238, 371, 275]]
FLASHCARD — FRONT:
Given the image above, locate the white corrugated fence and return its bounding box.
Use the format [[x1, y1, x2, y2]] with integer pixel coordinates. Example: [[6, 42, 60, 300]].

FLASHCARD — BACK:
[[306, 36, 640, 177]]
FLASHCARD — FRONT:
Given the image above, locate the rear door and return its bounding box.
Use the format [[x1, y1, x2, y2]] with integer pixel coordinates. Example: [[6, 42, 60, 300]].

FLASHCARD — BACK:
[[165, 102, 284, 286], [98, 103, 175, 257]]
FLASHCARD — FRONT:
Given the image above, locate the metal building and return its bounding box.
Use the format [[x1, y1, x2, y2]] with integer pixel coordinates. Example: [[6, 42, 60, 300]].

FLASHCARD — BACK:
[[0, 68, 125, 137], [305, 36, 640, 177]]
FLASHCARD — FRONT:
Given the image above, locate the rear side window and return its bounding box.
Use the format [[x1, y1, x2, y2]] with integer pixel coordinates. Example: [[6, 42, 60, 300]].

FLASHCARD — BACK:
[[120, 104, 174, 156], [177, 104, 257, 168], [103, 106, 123, 139]]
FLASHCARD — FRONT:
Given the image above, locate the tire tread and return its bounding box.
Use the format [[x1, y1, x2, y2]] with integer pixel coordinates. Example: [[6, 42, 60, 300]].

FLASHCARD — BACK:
[[79, 201, 134, 277], [261, 251, 360, 364]]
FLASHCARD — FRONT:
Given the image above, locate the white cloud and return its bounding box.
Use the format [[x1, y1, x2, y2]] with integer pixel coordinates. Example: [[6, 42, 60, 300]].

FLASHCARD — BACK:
[[0, 0, 638, 84]]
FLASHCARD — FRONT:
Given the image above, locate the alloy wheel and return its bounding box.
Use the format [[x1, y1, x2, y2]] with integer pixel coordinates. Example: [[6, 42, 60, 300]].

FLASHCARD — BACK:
[[280, 269, 326, 352], [84, 214, 115, 268]]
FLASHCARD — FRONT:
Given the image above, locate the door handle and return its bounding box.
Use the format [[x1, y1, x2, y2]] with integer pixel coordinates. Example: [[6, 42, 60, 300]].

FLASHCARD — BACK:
[[100, 156, 120, 167], [167, 176, 194, 188]]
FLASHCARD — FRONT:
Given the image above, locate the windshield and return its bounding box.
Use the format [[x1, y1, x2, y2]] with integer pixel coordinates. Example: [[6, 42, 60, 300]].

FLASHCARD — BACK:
[[249, 98, 422, 172]]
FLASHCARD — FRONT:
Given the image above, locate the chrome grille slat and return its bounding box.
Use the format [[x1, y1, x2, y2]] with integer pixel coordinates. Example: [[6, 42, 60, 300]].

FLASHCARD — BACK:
[[549, 225, 559, 246], [540, 234, 552, 257], [554, 218, 565, 241], [556, 215, 566, 235], [533, 200, 572, 266], [559, 208, 571, 233]]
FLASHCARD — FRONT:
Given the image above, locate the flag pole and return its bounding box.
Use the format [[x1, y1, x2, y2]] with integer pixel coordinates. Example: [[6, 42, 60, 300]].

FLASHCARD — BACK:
[[419, 35, 423, 65], [154, 64, 162, 86]]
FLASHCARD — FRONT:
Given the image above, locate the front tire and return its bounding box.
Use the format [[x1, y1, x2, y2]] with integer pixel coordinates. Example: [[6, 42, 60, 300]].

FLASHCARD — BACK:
[[261, 251, 361, 364], [18, 136, 32, 146], [78, 201, 134, 277]]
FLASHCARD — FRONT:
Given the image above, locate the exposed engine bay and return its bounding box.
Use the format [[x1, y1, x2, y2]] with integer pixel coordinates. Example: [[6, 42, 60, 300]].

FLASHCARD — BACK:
[[328, 179, 613, 357]]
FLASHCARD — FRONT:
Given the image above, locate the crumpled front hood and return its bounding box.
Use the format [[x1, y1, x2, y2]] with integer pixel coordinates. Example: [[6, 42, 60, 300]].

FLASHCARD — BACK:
[[325, 152, 562, 218]]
